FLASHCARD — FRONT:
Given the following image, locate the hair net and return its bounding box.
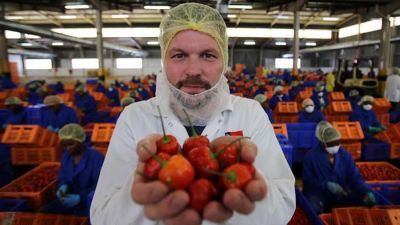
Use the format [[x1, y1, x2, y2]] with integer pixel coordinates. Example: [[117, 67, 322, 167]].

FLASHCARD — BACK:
[[159, 2, 228, 72], [121, 97, 135, 107], [315, 85, 324, 92], [358, 95, 374, 105], [254, 94, 267, 104], [5, 96, 22, 105], [302, 98, 314, 108], [349, 89, 359, 97], [43, 95, 62, 106], [75, 84, 86, 92], [315, 121, 341, 143], [274, 85, 283, 94], [58, 123, 86, 143], [291, 81, 299, 87]]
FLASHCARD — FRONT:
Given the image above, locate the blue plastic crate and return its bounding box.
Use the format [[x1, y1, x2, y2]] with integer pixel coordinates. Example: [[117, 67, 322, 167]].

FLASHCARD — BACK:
[[293, 188, 324, 225], [367, 182, 400, 205], [0, 199, 27, 212], [361, 137, 390, 161], [86, 79, 98, 85], [26, 105, 46, 125], [0, 143, 12, 163], [286, 123, 318, 162], [281, 144, 293, 168], [0, 109, 9, 128], [373, 190, 392, 205], [302, 81, 318, 87]]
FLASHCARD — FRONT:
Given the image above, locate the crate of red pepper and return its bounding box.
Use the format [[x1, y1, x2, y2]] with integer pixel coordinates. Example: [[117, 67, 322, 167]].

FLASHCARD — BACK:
[[0, 162, 60, 210], [287, 189, 324, 225], [0, 212, 88, 225]]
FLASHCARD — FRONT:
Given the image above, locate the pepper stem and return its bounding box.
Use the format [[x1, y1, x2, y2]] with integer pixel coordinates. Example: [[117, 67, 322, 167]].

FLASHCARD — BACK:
[[157, 105, 170, 143], [213, 136, 250, 158], [143, 145, 167, 167], [182, 108, 198, 137]]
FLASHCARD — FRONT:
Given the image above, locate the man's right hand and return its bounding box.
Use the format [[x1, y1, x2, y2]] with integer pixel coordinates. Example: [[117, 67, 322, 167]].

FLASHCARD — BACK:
[[131, 134, 202, 225]]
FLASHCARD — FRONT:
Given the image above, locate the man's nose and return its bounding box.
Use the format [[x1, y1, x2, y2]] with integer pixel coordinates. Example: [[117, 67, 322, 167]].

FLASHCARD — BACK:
[[185, 56, 202, 76]]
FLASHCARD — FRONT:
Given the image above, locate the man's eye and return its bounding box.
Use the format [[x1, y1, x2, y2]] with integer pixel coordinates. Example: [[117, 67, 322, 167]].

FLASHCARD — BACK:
[[202, 53, 216, 59], [172, 53, 185, 59]]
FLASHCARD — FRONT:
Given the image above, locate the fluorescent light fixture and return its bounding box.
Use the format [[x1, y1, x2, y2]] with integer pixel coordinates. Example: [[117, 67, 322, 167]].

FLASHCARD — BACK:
[[338, 17, 400, 38], [25, 59, 52, 70], [282, 54, 293, 58], [5, 16, 24, 20], [228, 5, 252, 9], [26, 34, 40, 39], [275, 41, 287, 46], [52, 42, 64, 46], [244, 40, 256, 45], [147, 41, 159, 45], [323, 17, 339, 21], [144, 5, 170, 10], [276, 15, 289, 19], [5, 30, 21, 39], [116, 58, 143, 69], [58, 15, 77, 19], [21, 43, 33, 47], [65, 4, 90, 9], [227, 14, 237, 18], [305, 42, 317, 46], [275, 58, 300, 69], [111, 14, 129, 19], [72, 58, 98, 69]]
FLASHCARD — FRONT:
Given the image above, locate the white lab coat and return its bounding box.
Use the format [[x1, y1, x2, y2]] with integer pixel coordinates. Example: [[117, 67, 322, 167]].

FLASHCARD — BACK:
[[90, 95, 295, 225], [385, 74, 400, 102]]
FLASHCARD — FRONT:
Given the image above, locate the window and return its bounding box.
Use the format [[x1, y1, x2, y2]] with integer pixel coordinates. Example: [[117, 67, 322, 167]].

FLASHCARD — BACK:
[[71, 58, 99, 69], [25, 59, 52, 70], [116, 58, 143, 69], [275, 58, 301, 69]]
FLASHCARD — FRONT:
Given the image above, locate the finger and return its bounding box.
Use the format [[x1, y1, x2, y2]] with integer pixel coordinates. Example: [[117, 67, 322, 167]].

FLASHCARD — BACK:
[[203, 201, 233, 223], [211, 136, 257, 163], [164, 209, 201, 225], [244, 172, 267, 201], [223, 189, 255, 214], [137, 134, 163, 161], [144, 190, 189, 220], [132, 162, 169, 205]]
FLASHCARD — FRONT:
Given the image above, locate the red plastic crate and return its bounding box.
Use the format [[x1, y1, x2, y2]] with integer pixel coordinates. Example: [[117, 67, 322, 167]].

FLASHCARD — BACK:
[[368, 208, 400, 225], [91, 123, 115, 144], [275, 102, 299, 114], [11, 144, 62, 165], [325, 115, 350, 123], [93, 145, 108, 155], [332, 122, 365, 142], [326, 101, 352, 114], [320, 213, 334, 225], [0, 162, 60, 210], [57, 93, 72, 102], [299, 90, 313, 100], [373, 98, 391, 114], [0, 212, 89, 225], [1, 125, 48, 147], [333, 208, 373, 225], [110, 107, 122, 117], [342, 142, 362, 160], [288, 207, 313, 225], [356, 162, 400, 181], [376, 113, 390, 125], [329, 92, 346, 101], [274, 114, 299, 123], [272, 123, 288, 138]]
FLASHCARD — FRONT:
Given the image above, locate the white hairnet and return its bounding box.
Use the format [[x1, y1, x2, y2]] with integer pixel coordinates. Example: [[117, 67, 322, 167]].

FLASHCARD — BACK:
[[58, 123, 86, 143], [315, 121, 341, 143], [44, 95, 62, 106], [274, 85, 283, 94], [302, 98, 314, 108], [358, 95, 374, 105], [254, 94, 267, 103]]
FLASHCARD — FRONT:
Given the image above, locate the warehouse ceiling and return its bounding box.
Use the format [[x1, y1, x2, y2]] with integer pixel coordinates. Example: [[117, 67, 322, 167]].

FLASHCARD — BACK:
[[1, 0, 399, 54]]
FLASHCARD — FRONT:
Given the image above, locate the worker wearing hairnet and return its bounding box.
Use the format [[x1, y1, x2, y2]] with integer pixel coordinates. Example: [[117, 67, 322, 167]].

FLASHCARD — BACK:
[[95, 81, 106, 93], [254, 94, 274, 123], [347, 89, 361, 109], [303, 121, 376, 214], [74, 84, 100, 125], [41, 124, 104, 216], [350, 95, 386, 136], [384, 67, 400, 111], [268, 85, 290, 110], [106, 97, 135, 123], [41, 95, 78, 132], [2, 96, 27, 130], [105, 83, 120, 107], [91, 3, 295, 225], [298, 98, 325, 123], [288, 81, 304, 100], [311, 83, 329, 111]]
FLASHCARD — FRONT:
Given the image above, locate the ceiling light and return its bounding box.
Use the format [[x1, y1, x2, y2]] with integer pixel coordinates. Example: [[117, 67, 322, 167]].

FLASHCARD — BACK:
[[305, 42, 317, 46], [144, 5, 170, 10], [323, 17, 339, 21], [58, 15, 77, 19], [5, 16, 24, 20], [276, 15, 289, 19], [65, 4, 90, 9], [21, 43, 33, 47], [52, 42, 64, 46], [111, 14, 129, 19], [227, 14, 237, 18], [228, 5, 252, 9], [147, 41, 159, 45], [275, 41, 287, 46], [244, 40, 256, 45]]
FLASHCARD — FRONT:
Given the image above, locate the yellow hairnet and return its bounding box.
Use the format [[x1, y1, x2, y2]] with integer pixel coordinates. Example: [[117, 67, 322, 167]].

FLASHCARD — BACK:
[[358, 95, 374, 105], [75, 84, 86, 92], [315, 85, 324, 92], [349, 89, 359, 97], [5, 96, 22, 105], [43, 95, 62, 106], [58, 123, 86, 143], [254, 94, 267, 104], [159, 3, 228, 71], [316, 121, 332, 141], [121, 97, 135, 107], [302, 98, 314, 108], [316, 121, 341, 143]]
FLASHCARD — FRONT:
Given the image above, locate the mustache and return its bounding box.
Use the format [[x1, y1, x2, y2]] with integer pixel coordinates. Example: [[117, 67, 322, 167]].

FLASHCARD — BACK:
[[176, 76, 211, 90]]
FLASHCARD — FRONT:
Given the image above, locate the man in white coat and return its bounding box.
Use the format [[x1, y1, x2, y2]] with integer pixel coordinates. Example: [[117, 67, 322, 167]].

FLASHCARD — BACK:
[[90, 3, 295, 225], [385, 68, 400, 111]]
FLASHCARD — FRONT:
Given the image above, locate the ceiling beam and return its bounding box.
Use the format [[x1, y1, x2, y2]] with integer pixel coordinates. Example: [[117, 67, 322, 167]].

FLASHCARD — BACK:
[[38, 10, 62, 27]]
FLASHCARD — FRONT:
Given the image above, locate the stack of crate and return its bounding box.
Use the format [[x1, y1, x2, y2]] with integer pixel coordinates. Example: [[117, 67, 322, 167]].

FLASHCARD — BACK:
[[295, 87, 313, 102], [328, 91, 346, 102], [0, 212, 88, 225], [0, 162, 60, 210], [91, 123, 115, 155], [332, 122, 364, 160], [324, 101, 352, 122], [274, 102, 299, 123], [373, 98, 391, 126], [375, 123, 400, 159], [1, 125, 61, 165], [90, 92, 109, 111], [272, 123, 288, 138], [326, 207, 400, 225]]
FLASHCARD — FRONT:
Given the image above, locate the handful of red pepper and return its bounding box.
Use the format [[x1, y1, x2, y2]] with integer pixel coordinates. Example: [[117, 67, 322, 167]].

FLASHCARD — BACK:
[[140, 107, 257, 214]]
